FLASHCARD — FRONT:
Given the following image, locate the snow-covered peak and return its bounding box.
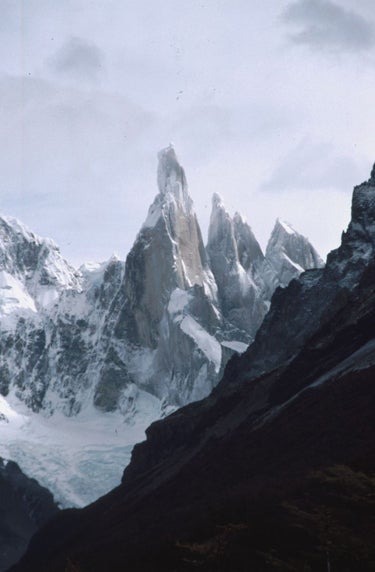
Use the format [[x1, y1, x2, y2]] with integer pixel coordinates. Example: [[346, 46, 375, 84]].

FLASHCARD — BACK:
[[0, 215, 56, 259], [233, 212, 264, 271], [212, 192, 224, 208], [157, 145, 189, 206], [207, 192, 234, 249], [262, 218, 324, 298], [124, 146, 218, 349], [143, 147, 192, 230], [0, 215, 81, 310], [233, 211, 244, 225], [275, 218, 296, 236], [0, 214, 55, 248], [208, 195, 264, 272], [266, 218, 320, 262]]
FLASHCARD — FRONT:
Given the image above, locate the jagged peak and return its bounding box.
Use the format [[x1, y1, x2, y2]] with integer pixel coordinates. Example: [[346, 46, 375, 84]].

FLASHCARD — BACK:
[[212, 192, 224, 208], [333, 161, 375, 259], [207, 193, 233, 247], [360, 161, 375, 187], [267, 219, 309, 256], [0, 213, 58, 250], [157, 143, 177, 164], [273, 218, 297, 237], [142, 147, 193, 230], [109, 252, 121, 262], [266, 218, 324, 272], [157, 145, 188, 203], [233, 211, 244, 224], [352, 163, 375, 217], [369, 163, 375, 184]]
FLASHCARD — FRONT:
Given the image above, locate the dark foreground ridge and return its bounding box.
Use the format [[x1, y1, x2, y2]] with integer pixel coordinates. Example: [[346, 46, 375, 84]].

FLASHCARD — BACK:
[[0, 459, 58, 572], [10, 167, 375, 571]]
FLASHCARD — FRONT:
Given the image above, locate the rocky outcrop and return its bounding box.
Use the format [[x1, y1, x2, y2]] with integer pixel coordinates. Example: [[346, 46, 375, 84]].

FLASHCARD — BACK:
[[0, 458, 58, 572], [206, 195, 322, 342], [261, 218, 324, 299], [120, 146, 218, 348], [103, 146, 222, 406], [207, 193, 266, 340]]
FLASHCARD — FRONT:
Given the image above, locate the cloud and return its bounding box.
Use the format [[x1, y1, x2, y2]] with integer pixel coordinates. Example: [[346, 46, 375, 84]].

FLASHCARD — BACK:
[[262, 138, 362, 193], [0, 75, 160, 265], [282, 0, 375, 53], [49, 37, 104, 80]]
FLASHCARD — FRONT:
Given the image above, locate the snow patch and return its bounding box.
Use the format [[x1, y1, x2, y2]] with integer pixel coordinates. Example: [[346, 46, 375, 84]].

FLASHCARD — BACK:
[[278, 219, 296, 235], [0, 271, 37, 329], [143, 202, 162, 229], [221, 340, 248, 354], [168, 288, 191, 315], [180, 315, 222, 372], [0, 392, 162, 508]]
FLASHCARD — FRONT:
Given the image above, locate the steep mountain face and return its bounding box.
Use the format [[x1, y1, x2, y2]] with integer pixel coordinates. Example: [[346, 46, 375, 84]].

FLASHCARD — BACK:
[[98, 146, 222, 408], [12, 165, 375, 572], [0, 147, 323, 510], [0, 458, 58, 572], [0, 215, 79, 332], [0, 146, 322, 419], [261, 218, 324, 299], [206, 195, 322, 342], [0, 256, 125, 414], [121, 146, 218, 349], [207, 193, 266, 340]]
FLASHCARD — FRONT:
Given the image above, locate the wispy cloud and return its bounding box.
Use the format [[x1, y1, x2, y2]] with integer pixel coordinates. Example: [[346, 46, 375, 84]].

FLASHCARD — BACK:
[[49, 37, 104, 80], [262, 138, 361, 193], [282, 0, 375, 53]]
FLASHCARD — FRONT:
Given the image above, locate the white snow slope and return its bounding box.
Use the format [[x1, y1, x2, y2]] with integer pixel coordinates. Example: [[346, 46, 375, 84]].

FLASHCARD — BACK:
[[0, 391, 161, 508]]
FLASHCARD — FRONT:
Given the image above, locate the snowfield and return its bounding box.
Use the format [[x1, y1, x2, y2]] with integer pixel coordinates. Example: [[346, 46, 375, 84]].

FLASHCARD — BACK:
[[0, 391, 161, 508]]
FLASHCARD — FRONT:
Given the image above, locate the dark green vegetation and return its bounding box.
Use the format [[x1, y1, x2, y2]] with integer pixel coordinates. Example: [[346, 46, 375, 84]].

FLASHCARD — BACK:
[[170, 465, 375, 572]]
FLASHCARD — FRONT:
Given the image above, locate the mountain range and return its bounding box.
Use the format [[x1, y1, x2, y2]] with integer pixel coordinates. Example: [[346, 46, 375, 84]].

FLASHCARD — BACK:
[[0, 146, 322, 418], [0, 147, 324, 570], [8, 161, 375, 571], [0, 147, 322, 504]]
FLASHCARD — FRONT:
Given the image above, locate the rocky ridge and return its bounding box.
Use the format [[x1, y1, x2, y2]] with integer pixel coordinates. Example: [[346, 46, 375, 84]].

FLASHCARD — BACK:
[[10, 164, 375, 572], [0, 458, 57, 572]]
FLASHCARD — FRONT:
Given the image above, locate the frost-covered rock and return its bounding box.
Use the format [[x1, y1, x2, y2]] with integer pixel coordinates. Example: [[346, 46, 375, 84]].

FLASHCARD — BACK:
[[261, 218, 324, 299], [207, 193, 266, 341], [0, 148, 324, 419], [206, 198, 323, 342], [121, 145, 218, 348], [0, 215, 80, 311], [101, 146, 222, 407], [0, 147, 325, 508]]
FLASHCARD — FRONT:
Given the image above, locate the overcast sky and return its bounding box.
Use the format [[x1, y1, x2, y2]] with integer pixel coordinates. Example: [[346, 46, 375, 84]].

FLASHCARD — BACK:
[[1, 0, 374, 266]]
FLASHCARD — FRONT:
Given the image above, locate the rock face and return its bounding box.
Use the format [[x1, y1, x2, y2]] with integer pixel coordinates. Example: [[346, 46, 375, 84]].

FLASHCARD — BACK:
[[10, 165, 375, 572], [0, 146, 323, 421], [0, 149, 322, 417], [0, 146, 325, 516], [261, 218, 324, 299], [207, 193, 266, 339], [0, 458, 58, 572], [206, 195, 323, 341], [120, 146, 217, 349], [100, 146, 221, 407]]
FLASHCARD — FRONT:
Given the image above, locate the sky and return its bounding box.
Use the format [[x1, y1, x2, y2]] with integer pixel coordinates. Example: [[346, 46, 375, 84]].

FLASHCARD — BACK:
[[0, 0, 374, 266]]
